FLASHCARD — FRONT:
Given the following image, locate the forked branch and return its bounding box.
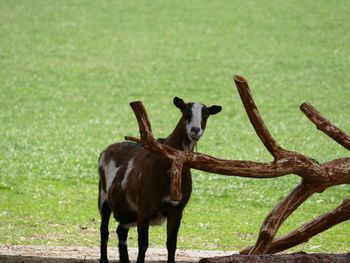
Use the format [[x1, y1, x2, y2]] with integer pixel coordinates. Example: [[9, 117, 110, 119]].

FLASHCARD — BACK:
[[125, 76, 350, 255], [269, 196, 350, 253], [241, 197, 350, 254]]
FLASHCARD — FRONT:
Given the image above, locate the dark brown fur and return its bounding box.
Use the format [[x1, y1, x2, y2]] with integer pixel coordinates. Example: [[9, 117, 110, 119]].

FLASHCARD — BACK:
[[101, 140, 192, 226]]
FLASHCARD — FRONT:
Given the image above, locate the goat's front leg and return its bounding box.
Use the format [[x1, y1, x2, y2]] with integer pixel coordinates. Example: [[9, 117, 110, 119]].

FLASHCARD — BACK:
[[166, 210, 183, 263], [117, 224, 130, 263], [137, 218, 150, 263]]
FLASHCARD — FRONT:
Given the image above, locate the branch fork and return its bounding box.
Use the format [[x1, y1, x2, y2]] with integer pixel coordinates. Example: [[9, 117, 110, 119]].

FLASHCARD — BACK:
[[125, 76, 350, 255]]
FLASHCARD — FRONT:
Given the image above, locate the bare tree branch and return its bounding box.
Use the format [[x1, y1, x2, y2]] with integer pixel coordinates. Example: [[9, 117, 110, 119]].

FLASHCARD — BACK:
[[300, 102, 350, 151], [270, 196, 350, 253], [241, 197, 350, 254], [234, 76, 286, 159], [244, 182, 321, 254]]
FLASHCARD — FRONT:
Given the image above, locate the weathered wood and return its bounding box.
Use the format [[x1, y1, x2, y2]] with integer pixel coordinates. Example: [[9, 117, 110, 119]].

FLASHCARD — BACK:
[[126, 109, 330, 183], [234, 76, 284, 159], [247, 182, 322, 254], [241, 197, 350, 254], [125, 75, 350, 255], [170, 159, 184, 201], [300, 102, 350, 151], [200, 252, 350, 263]]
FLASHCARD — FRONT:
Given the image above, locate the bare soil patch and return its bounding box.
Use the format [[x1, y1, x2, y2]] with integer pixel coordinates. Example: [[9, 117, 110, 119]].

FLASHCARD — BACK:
[[0, 245, 236, 263], [1, 246, 349, 263]]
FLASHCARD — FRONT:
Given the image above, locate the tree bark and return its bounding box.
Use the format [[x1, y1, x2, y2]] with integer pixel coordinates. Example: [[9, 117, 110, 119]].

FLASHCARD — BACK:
[[300, 102, 350, 151], [241, 197, 350, 254], [234, 75, 284, 159], [247, 182, 320, 254]]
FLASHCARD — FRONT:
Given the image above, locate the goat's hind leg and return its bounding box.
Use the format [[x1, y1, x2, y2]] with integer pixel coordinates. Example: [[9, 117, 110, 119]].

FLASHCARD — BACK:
[[117, 224, 130, 263], [136, 218, 150, 263], [99, 202, 111, 263], [166, 210, 183, 263]]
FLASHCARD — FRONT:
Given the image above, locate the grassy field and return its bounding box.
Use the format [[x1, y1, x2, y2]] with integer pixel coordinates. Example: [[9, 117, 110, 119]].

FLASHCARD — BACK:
[[1, 0, 349, 253]]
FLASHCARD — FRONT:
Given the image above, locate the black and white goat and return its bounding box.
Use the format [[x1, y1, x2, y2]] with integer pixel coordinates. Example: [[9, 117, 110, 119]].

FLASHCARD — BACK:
[[98, 97, 222, 263]]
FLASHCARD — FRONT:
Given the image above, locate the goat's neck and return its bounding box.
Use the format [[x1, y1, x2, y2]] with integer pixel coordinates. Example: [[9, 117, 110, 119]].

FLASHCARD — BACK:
[[163, 119, 196, 152]]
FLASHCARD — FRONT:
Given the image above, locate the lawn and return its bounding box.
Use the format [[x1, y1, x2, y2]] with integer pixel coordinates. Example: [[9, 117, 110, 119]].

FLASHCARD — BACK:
[[0, 0, 349, 253]]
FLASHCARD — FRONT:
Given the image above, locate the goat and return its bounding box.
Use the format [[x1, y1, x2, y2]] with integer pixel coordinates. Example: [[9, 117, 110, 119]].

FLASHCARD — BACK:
[[98, 97, 222, 263]]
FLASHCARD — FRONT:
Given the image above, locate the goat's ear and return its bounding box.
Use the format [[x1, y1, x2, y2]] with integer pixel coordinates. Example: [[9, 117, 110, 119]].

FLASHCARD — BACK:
[[208, 105, 222, 115], [173, 97, 185, 110]]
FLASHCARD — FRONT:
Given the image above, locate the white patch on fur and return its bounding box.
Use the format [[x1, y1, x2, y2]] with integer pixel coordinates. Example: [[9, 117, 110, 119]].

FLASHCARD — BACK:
[[121, 159, 134, 189], [102, 159, 121, 194], [186, 103, 204, 141], [98, 152, 106, 167], [121, 214, 166, 228], [162, 195, 182, 206]]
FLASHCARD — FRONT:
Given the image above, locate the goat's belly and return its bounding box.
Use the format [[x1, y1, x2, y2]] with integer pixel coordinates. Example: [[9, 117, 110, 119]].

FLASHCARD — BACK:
[[117, 212, 166, 228], [150, 215, 166, 226], [114, 210, 137, 227]]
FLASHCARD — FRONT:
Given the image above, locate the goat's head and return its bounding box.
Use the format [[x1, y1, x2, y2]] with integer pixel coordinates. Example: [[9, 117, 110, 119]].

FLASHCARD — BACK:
[[173, 97, 222, 143]]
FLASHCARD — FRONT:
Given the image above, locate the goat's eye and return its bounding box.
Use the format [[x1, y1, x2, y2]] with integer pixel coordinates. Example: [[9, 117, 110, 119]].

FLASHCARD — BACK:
[[185, 108, 192, 122], [202, 108, 209, 118]]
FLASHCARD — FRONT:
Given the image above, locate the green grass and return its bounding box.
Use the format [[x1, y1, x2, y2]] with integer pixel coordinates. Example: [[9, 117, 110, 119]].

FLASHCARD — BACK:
[[1, 0, 349, 253]]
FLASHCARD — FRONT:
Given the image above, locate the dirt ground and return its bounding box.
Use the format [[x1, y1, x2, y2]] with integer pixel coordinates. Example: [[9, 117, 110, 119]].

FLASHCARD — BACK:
[[0, 245, 237, 263]]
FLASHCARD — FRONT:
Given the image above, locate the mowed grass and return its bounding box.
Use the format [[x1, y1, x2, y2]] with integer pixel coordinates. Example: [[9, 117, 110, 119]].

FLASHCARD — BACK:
[[1, 0, 349, 253]]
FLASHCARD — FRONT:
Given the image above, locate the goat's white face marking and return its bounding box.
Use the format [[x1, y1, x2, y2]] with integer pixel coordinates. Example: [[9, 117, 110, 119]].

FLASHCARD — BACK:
[[174, 97, 222, 149], [186, 103, 204, 142]]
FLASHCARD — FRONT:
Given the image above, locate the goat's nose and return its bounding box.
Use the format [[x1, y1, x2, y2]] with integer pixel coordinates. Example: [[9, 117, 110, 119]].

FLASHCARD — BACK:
[[191, 127, 200, 134]]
